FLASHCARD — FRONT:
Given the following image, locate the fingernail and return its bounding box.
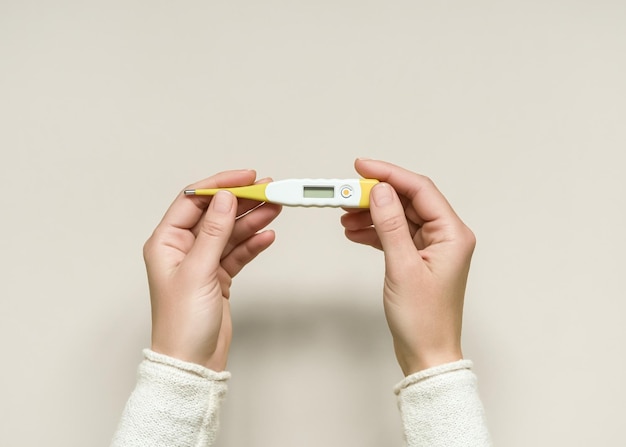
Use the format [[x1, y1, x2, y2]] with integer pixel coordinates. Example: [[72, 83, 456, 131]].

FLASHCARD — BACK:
[[213, 190, 233, 213], [371, 183, 393, 206]]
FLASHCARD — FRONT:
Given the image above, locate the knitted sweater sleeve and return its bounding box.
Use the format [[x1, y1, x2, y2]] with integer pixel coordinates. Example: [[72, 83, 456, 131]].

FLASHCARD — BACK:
[[111, 352, 489, 446], [110, 349, 230, 447], [394, 359, 492, 447]]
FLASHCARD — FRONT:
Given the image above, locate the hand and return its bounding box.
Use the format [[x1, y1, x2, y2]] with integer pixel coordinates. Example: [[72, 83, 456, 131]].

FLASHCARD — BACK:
[[143, 170, 282, 371], [341, 159, 476, 376]]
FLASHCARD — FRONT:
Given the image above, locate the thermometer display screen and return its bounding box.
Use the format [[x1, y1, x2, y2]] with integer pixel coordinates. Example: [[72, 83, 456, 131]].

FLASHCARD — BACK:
[[303, 186, 335, 199]]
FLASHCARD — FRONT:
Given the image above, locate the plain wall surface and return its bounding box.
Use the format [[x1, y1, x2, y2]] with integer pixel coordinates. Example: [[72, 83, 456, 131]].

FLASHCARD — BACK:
[[1, 1, 625, 446]]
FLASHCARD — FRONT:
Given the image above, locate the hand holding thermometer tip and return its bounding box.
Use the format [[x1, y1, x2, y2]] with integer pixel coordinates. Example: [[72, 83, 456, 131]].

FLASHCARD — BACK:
[[184, 178, 379, 208]]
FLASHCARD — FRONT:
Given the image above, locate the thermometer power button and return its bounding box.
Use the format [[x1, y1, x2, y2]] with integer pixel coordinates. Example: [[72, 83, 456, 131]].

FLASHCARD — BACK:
[[340, 185, 353, 199]]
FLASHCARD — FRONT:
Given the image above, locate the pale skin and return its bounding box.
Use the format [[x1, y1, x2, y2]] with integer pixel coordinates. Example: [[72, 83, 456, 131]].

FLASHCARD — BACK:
[[144, 159, 475, 376], [341, 159, 475, 375], [144, 169, 282, 372]]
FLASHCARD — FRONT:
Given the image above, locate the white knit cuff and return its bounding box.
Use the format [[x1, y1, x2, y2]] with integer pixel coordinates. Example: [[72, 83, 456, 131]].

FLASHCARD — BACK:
[[111, 350, 231, 447], [393, 359, 473, 394], [143, 349, 231, 381], [393, 359, 491, 446]]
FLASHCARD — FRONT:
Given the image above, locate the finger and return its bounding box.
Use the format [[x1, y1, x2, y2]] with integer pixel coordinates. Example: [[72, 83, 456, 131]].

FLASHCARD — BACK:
[[220, 230, 277, 278], [235, 177, 274, 217], [182, 190, 237, 275], [340, 209, 373, 231], [223, 202, 282, 258], [354, 159, 457, 224], [190, 177, 275, 239], [217, 268, 233, 299], [341, 204, 420, 238], [344, 227, 382, 250], [160, 170, 257, 231], [368, 182, 421, 271]]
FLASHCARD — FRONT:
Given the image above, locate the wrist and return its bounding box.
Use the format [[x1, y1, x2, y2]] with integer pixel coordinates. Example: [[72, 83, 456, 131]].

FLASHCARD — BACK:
[[143, 349, 232, 378], [150, 338, 228, 372], [397, 347, 464, 376], [394, 358, 473, 394]]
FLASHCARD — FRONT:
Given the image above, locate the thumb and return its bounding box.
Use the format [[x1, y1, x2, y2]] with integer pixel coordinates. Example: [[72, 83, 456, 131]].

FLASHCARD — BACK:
[[185, 190, 237, 274], [369, 183, 420, 273]]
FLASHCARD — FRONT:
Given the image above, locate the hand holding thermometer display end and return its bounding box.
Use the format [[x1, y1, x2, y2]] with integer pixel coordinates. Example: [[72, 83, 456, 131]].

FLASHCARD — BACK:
[[184, 178, 380, 208]]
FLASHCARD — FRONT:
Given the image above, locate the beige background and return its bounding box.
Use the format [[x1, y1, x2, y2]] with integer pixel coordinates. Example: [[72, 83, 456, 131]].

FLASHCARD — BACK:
[[1, 1, 625, 446]]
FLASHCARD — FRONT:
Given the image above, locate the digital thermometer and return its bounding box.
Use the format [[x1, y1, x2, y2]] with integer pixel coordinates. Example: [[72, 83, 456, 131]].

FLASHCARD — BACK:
[[184, 178, 379, 208]]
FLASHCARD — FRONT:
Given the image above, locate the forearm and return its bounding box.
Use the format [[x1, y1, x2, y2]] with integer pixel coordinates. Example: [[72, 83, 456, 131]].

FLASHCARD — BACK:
[[111, 349, 230, 447], [395, 359, 491, 447]]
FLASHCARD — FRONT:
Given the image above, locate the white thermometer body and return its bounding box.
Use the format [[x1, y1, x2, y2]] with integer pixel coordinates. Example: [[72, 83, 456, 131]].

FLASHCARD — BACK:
[[185, 178, 379, 208], [266, 178, 375, 207]]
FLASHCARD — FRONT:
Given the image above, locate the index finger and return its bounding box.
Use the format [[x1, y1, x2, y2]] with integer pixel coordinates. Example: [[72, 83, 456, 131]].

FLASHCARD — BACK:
[[353, 159, 458, 224], [159, 169, 258, 230]]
